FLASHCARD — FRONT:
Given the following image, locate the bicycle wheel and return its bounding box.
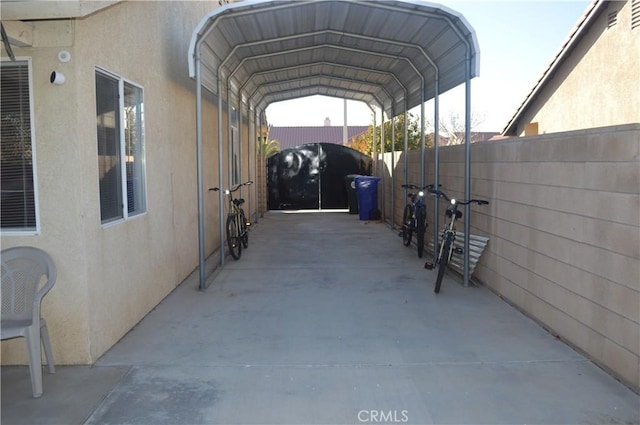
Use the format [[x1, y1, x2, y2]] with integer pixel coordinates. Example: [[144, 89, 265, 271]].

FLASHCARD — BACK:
[[239, 209, 249, 249], [402, 204, 413, 246], [434, 238, 451, 294], [226, 214, 242, 260], [416, 208, 426, 258]]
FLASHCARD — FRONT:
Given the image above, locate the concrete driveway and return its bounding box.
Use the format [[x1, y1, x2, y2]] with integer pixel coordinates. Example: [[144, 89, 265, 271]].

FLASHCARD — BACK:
[[2, 211, 639, 424]]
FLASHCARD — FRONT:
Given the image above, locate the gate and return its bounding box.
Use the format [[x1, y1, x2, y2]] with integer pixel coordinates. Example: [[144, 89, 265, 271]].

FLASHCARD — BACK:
[[267, 143, 372, 210]]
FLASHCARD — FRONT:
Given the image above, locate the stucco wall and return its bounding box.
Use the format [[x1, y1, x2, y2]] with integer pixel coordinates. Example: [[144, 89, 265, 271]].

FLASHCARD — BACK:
[[1, 1, 258, 364], [515, 1, 640, 135], [378, 124, 640, 390]]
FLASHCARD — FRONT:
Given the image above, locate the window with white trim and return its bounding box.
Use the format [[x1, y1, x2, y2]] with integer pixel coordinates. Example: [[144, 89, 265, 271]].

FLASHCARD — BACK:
[[95, 69, 146, 224], [1, 59, 38, 233]]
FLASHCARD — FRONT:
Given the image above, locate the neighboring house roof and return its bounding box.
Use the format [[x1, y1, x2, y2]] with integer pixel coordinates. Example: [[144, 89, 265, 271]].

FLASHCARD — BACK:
[[501, 0, 605, 135], [268, 126, 369, 150], [472, 131, 501, 142]]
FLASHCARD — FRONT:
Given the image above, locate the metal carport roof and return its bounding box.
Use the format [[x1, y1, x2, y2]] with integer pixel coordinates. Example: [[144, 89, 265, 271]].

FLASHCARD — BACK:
[[189, 0, 479, 117], [188, 0, 480, 289]]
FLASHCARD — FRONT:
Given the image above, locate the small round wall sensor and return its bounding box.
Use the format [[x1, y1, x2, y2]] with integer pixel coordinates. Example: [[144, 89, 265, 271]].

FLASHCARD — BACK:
[[58, 50, 71, 63]]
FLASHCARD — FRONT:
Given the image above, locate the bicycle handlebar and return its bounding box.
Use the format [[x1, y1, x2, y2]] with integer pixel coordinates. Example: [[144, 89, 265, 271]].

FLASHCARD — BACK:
[[209, 180, 253, 192], [428, 188, 489, 206], [401, 183, 440, 191]]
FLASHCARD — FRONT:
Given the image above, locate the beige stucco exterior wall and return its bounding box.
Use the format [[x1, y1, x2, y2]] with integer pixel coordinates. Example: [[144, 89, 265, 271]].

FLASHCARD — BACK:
[[514, 1, 640, 136], [1, 1, 259, 364], [379, 124, 640, 390]]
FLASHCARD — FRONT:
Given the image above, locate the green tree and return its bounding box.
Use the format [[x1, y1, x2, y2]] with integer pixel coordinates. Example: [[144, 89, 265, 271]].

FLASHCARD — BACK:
[[257, 138, 280, 158], [347, 112, 432, 156]]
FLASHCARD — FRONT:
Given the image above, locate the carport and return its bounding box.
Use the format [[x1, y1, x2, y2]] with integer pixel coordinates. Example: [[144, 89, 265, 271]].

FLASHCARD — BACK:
[[188, 0, 479, 289]]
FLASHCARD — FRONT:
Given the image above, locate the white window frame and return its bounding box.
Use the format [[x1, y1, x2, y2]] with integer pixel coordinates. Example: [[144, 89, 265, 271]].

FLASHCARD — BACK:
[[95, 67, 147, 227], [0, 57, 40, 236]]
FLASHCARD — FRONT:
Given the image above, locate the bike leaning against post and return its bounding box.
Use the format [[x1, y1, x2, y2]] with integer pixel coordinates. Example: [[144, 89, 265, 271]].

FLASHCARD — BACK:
[[400, 183, 438, 258], [209, 180, 253, 260], [425, 188, 489, 293]]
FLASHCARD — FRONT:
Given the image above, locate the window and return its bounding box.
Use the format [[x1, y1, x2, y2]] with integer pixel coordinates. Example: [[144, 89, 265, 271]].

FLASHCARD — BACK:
[[632, 0, 640, 30], [95, 69, 146, 224], [1, 59, 38, 233]]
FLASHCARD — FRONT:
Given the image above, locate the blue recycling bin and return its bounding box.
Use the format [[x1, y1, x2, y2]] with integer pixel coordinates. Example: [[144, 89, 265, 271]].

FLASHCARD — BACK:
[[355, 176, 381, 220]]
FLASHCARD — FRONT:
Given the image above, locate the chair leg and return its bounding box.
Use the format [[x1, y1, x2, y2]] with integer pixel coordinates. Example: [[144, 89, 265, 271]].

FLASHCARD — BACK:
[[25, 325, 43, 398], [40, 319, 55, 374]]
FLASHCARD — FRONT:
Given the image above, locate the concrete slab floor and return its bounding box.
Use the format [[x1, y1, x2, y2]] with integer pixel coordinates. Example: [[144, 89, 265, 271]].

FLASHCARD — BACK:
[[2, 212, 638, 425]]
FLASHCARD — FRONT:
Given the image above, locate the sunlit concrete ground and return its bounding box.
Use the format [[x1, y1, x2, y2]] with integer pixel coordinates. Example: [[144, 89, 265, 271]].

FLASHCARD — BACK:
[[2, 211, 639, 425]]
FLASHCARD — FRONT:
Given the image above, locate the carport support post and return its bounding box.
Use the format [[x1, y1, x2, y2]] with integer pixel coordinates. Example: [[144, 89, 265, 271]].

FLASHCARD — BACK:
[[371, 107, 377, 176], [239, 99, 243, 192], [433, 80, 440, 263], [245, 102, 251, 220], [420, 90, 425, 188], [218, 74, 225, 266], [228, 91, 233, 187], [390, 116, 395, 229], [380, 110, 385, 223], [254, 108, 260, 221], [463, 56, 472, 287], [403, 105, 408, 196], [196, 46, 206, 291]]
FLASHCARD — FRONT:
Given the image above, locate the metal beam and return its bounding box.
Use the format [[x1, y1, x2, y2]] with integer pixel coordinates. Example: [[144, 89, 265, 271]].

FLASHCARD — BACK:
[[463, 51, 472, 287], [195, 44, 206, 290], [239, 61, 403, 106], [217, 72, 225, 267]]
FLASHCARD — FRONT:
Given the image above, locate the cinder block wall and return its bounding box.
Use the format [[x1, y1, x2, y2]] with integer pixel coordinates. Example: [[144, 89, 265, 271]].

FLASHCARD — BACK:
[[378, 124, 640, 390], [257, 157, 268, 217]]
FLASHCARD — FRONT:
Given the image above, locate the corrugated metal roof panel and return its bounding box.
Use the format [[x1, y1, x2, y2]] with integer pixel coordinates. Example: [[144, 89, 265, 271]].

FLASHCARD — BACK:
[[188, 0, 479, 118]]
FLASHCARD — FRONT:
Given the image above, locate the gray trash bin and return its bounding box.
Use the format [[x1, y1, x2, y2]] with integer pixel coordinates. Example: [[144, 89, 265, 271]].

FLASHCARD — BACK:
[[344, 174, 360, 214]]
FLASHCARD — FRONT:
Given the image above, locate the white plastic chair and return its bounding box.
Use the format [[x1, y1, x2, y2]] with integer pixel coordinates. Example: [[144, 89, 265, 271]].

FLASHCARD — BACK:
[[1, 246, 57, 398]]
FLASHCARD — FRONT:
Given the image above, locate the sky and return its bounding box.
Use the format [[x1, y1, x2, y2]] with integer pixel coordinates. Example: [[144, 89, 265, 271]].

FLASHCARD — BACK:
[[265, 0, 591, 132]]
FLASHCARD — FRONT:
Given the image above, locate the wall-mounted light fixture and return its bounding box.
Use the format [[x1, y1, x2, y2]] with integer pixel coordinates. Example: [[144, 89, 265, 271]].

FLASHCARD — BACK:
[[50, 71, 65, 85]]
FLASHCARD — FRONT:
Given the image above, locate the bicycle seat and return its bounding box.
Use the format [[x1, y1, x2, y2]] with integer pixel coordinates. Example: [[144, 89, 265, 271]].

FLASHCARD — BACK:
[[233, 198, 245, 206], [445, 208, 462, 219]]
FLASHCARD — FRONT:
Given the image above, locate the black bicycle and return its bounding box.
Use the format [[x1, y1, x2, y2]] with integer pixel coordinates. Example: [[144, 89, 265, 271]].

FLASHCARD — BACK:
[[399, 183, 437, 258], [209, 181, 253, 260], [425, 188, 489, 293]]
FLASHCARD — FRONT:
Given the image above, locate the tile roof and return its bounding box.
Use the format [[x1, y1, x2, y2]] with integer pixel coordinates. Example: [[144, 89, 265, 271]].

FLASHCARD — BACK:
[[267, 126, 369, 150]]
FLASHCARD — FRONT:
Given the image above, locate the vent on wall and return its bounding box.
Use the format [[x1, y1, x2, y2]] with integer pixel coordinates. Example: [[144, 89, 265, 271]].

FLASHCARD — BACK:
[[632, 0, 640, 29], [607, 11, 618, 29]]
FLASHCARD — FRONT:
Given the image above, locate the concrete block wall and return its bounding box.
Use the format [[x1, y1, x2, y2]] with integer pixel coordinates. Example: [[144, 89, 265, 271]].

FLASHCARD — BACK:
[[378, 124, 640, 390], [257, 156, 268, 217]]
